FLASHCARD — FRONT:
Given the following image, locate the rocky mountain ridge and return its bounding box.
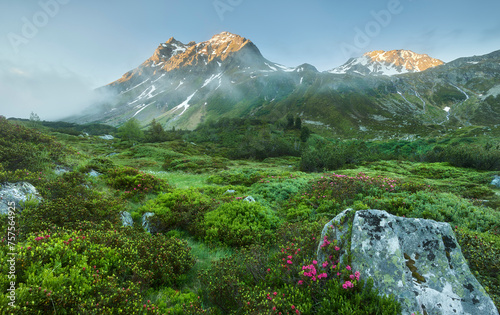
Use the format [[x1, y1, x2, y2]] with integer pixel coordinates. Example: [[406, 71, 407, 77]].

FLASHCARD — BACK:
[[330, 49, 444, 76], [71, 32, 500, 137]]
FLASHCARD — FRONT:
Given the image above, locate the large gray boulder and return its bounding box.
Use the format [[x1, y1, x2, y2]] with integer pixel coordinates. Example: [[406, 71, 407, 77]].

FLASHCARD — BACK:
[[317, 209, 498, 315], [0, 182, 42, 215]]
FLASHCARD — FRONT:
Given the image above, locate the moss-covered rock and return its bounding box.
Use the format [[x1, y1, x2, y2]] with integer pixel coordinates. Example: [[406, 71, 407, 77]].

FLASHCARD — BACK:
[[318, 209, 499, 315]]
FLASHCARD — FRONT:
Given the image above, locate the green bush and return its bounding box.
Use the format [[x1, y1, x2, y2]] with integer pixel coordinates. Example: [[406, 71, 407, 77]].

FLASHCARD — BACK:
[[154, 288, 199, 315], [300, 140, 381, 172], [20, 172, 123, 235], [105, 167, 169, 200], [163, 156, 229, 173], [423, 142, 500, 171], [455, 227, 500, 310], [284, 173, 411, 218], [0, 117, 67, 172], [363, 191, 499, 232], [85, 227, 196, 288], [249, 174, 309, 210], [0, 168, 45, 185], [207, 169, 270, 186], [78, 157, 115, 174], [0, 226, 194, 314], [139, 189, 215, 237], [199, 220, 401, 314], [204, 201, 280, 247]]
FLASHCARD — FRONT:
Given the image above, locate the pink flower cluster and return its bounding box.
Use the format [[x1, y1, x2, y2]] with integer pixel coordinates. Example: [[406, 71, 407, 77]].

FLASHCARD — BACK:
[[34, 235, 50, 241], [342, 281, 354, 289], [301, 260, 327, 282], [280, 243, 301, 271], [342, 269, 361, 290], [320, 235, 331, 248]]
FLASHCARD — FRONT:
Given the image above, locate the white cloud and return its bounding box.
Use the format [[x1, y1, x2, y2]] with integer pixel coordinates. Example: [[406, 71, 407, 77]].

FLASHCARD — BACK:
[[0, 61, 113, 121]]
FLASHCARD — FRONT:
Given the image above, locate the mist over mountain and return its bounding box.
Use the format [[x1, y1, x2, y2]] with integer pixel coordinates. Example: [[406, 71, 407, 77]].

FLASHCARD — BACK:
[[0, 61, 115, 121], [69, 32, 500, 137]]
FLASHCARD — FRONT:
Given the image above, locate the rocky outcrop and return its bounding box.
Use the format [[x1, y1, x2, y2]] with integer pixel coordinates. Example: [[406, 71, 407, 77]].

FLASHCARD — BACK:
[[0, 182, 42, 215], [317, 209, 498, 315]]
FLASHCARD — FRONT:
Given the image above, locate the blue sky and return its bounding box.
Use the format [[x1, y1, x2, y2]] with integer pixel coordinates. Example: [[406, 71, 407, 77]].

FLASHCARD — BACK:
[[1, 0, 500, 119]]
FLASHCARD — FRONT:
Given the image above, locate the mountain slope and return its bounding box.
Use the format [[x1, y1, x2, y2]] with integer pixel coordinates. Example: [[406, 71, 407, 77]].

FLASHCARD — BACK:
[[72, 33, 500, 137]]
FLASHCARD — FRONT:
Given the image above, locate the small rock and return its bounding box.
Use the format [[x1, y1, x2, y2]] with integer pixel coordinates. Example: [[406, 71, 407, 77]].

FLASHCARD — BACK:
[[54, 166, 70, 175], [491, 175, 500, 188], [224, 190, 236, 194], [87, 170, 102, 177], [142, 212, 164, 234], [243, 196, 256, 202], [99, 135, 114, 140], [121, 211, 133, 227]]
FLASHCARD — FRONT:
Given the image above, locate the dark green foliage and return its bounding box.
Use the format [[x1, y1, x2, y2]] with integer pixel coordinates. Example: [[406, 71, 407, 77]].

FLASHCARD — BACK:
[[300, 140, 376, 172], [79, 157, 115, 174], [0, 225, 195, 314], [163, 156, 229, 173], [287, 113, 295, 129], [432, 85, 467, 105], [117, 118, 144, 143], [423, 142, 500, 170], [363, 191, 499, 232], [300, 126, 311, 142], [0, 167, 45, 185], [317, 277, 402, 315], [105, 166, 169, 200], [207, 169, 294, 186], [199, 220, 401, 314], [204, 201, 280, 246], [0, 117, 66, 172], [145, 118, 167, 142], [301, 136, 500, 172], [455, 227, 500, 310], [295, 117, 302, 130], [39, 120, 117, 136], [138, 189, 215, 237], [186, 117, 301, 160], [284, 173, 406, 218], [20, 172, 123, 235], [249, 173, 309, 210]]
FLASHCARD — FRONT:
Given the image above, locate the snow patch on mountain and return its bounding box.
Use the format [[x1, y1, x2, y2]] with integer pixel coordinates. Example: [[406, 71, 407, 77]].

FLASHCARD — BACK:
[[132, 102, 154, 117], [202, 73, 223, 88], [172, 92, 197, 117]]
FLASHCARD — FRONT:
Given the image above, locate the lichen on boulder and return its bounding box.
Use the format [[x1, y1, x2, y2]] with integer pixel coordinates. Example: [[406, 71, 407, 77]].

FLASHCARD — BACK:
[[317, 209, 499, 315], [0, 182, 42, 215]]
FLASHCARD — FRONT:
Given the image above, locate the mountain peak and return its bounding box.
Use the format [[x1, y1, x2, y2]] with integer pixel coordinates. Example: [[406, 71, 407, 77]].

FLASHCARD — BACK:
[[364, 49, 443, 72], [110, 32, 265, 86], [330, 49, 444, 76]]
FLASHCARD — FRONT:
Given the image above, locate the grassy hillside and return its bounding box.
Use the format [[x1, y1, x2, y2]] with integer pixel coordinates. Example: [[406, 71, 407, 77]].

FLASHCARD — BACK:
[[0, 116, 499, 314]]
